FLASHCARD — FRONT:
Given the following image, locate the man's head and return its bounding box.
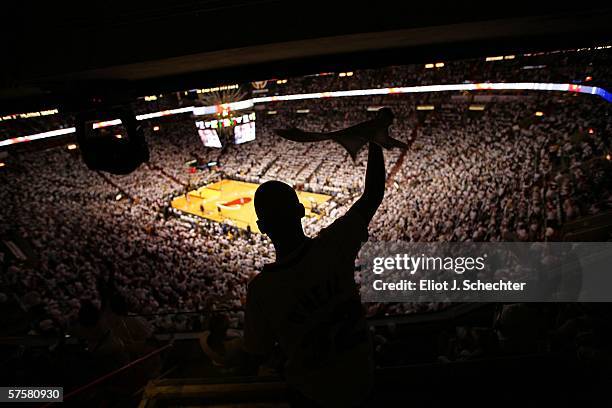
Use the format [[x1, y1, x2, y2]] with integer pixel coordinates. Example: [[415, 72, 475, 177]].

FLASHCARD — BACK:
[[254, 181, 305, 240], [208, 313, 229, 337], [78, 300, 100, 328]]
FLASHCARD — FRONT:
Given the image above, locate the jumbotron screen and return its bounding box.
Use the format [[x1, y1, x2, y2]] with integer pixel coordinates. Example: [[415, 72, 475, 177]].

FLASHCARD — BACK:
[[234, 122, 256, 144], [197, 127, 222, 148]]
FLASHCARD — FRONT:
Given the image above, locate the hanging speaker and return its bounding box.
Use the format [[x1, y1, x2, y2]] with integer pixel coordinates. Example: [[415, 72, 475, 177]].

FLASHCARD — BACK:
[[76, 106, 149, 175]]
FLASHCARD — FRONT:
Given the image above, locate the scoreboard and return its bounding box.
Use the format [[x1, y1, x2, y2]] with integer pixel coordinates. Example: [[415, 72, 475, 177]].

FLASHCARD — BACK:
[[234, 122, 256, 144], [195, 112, 256, 148], [196, 127, 222, 148]]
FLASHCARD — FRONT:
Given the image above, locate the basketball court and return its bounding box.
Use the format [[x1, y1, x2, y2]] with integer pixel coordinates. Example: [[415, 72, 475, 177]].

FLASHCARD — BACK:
[[171, 179, 331, 233]]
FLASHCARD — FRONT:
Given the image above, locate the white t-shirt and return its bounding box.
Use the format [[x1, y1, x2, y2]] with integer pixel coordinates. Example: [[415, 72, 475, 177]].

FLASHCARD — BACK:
[[244, 211, 373, 407]]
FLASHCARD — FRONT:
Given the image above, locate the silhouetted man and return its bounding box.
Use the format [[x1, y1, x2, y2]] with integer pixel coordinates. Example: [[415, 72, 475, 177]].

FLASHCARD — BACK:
[[245, 142, 386, 407]]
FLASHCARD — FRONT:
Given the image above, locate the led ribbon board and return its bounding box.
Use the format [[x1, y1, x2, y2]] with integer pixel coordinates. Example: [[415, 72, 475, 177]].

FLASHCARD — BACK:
[[1, 83, 610, 147]]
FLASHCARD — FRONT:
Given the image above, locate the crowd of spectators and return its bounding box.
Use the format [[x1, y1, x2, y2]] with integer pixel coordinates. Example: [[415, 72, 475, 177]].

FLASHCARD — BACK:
[[1, 51, 611, 335], [262, 48, 612, 96]]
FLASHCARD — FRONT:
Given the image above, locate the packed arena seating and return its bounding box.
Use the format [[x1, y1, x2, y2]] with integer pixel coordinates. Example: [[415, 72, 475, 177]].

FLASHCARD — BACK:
[[1, 81, 611, 337], [265, 48, 612, 96], [1, 47, 609, 145]]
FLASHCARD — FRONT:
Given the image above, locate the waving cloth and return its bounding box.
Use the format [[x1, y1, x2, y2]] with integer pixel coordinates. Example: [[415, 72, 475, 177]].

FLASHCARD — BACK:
[[274, 108, 407, 161]]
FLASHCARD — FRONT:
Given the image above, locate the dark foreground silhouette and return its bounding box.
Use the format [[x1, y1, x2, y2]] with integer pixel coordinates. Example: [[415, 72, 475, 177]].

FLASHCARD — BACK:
[[245, 114, 394, 406]]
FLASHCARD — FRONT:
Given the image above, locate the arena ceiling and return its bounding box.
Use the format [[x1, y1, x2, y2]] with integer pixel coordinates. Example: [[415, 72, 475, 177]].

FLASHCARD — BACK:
[[2, 2, 612, 114]]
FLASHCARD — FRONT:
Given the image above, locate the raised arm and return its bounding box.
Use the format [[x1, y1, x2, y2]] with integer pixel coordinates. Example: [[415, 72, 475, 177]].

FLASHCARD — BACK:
[[347, 142, 385, 223]]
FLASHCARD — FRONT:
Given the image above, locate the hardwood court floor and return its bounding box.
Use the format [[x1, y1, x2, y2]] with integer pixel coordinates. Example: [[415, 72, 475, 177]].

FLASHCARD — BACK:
[[171, 179, 331, 233]]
